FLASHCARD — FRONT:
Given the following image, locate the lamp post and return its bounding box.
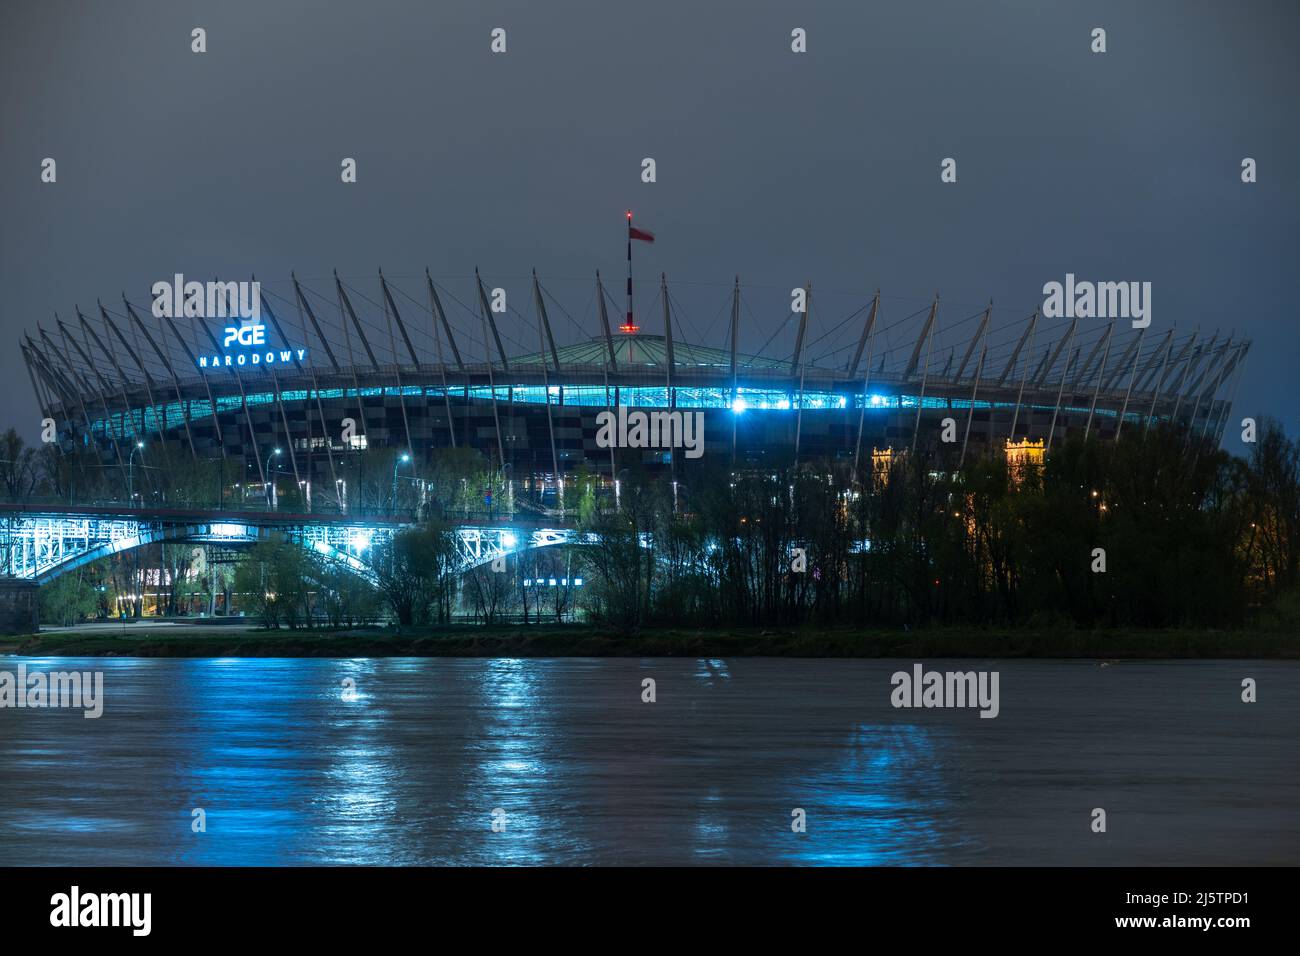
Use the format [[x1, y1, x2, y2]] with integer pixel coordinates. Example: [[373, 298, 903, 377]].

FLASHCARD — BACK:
[[614, 467, 629, 510], [127, 442, 145, 504], [500, 462, 514, 518], [269, 448, 283, 510], [392, 452, 411, 516]]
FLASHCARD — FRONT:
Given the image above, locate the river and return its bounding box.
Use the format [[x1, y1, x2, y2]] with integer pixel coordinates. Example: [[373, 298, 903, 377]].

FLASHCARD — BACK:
[[0, 657, 1295, 865]]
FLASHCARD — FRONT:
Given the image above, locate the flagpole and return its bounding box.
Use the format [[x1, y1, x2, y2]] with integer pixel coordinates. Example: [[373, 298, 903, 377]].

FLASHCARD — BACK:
[[625, 210, 636, 334]]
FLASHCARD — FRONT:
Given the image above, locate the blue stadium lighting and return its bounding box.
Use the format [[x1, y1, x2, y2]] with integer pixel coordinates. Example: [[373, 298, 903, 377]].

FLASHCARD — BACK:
[[23, 272, 1235, 491]]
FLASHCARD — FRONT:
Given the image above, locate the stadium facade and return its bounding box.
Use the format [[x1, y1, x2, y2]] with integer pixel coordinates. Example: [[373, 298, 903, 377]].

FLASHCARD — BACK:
[[20, 271, 1248, 507]]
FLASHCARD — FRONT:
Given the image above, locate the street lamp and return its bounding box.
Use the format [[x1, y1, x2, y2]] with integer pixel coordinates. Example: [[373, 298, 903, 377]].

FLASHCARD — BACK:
[[392, 452, 411, 515], [127, 442, 145, 503], [614, 467, 629, 509], [269, 448, 283, 510], [500, 462, 514, 517]]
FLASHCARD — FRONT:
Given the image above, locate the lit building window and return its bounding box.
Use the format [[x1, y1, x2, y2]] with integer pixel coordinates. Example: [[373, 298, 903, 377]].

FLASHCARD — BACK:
[[1005, 438, 1045, 485]]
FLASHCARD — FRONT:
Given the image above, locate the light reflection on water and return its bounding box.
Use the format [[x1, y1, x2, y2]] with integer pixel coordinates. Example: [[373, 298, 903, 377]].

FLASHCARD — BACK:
[[0, 657, 1296, 866]]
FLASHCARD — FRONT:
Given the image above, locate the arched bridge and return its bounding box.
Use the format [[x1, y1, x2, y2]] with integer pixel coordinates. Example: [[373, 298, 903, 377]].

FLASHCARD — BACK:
[[0, 503, 594, 584]]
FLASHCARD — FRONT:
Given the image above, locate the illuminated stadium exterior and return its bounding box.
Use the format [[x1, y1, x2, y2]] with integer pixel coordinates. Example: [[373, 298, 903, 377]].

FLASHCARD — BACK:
[[20, 272, 1248, 508]]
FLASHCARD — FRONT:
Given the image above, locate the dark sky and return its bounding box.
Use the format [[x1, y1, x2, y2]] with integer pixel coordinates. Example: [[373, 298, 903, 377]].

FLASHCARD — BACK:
[[2, 0, 1297, 443]]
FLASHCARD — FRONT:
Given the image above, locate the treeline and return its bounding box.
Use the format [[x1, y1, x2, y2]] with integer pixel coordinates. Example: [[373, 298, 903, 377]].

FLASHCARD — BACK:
[[576, 420, 1300, 633], [39, 541, 237, 626], [164, 520, 577, 629], [0, 427, 528, 516], [23, 419, 1300, 635]]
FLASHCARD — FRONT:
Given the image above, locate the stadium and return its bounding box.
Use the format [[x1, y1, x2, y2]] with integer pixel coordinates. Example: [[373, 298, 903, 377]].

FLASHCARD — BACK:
[[20, 268, 1249, 511]]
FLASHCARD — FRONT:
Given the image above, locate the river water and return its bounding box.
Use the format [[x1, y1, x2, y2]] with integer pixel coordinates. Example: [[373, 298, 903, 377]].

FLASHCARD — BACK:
[[0, 657, 1295, 866]]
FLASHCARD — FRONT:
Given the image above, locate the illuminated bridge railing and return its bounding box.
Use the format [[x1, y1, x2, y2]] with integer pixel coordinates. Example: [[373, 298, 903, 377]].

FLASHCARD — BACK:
[[2, 515, 150, 583], [0, 508, 595, 583]]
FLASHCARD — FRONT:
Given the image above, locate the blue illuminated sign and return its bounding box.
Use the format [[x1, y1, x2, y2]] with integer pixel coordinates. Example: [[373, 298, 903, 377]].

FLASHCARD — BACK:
[[200, 322, 309, 369]]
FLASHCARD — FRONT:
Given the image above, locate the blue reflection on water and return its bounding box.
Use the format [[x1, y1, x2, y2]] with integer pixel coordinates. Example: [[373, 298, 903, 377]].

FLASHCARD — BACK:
[[694, 658, 731, 681], [0, 657, 959, 866], [467, 658, 553, 865], [167, 658, 328, 864], [775, 723, 958, 865], [5, 657, 1287, 865]]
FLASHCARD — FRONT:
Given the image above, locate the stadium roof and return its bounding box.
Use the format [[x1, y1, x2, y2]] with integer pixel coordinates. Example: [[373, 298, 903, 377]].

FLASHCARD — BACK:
[[511, 334, 787, 371], [18, 272, 1250, 432]]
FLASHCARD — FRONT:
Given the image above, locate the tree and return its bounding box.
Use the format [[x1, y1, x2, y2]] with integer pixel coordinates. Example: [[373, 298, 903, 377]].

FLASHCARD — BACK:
[[232, 538, 315, 628], [39, 572, 99, 627], [1246, 418, 1300, 597], [317, 562, 381, 628], [579, 469, 659, 634], [370, 523, 458, 625], [0, 428, 38, 501]]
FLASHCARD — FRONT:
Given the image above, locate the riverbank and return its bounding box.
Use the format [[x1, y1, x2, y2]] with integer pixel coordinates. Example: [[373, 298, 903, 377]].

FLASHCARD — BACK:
[[2, 624, 1295, 658]]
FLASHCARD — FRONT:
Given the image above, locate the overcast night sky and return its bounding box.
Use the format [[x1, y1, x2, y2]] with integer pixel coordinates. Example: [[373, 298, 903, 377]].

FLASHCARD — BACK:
[[2, 0, 1296, 442]]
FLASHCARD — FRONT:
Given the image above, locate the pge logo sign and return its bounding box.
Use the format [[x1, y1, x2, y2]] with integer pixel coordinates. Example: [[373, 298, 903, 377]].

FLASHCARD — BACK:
[[223, 324, 267, 348]]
